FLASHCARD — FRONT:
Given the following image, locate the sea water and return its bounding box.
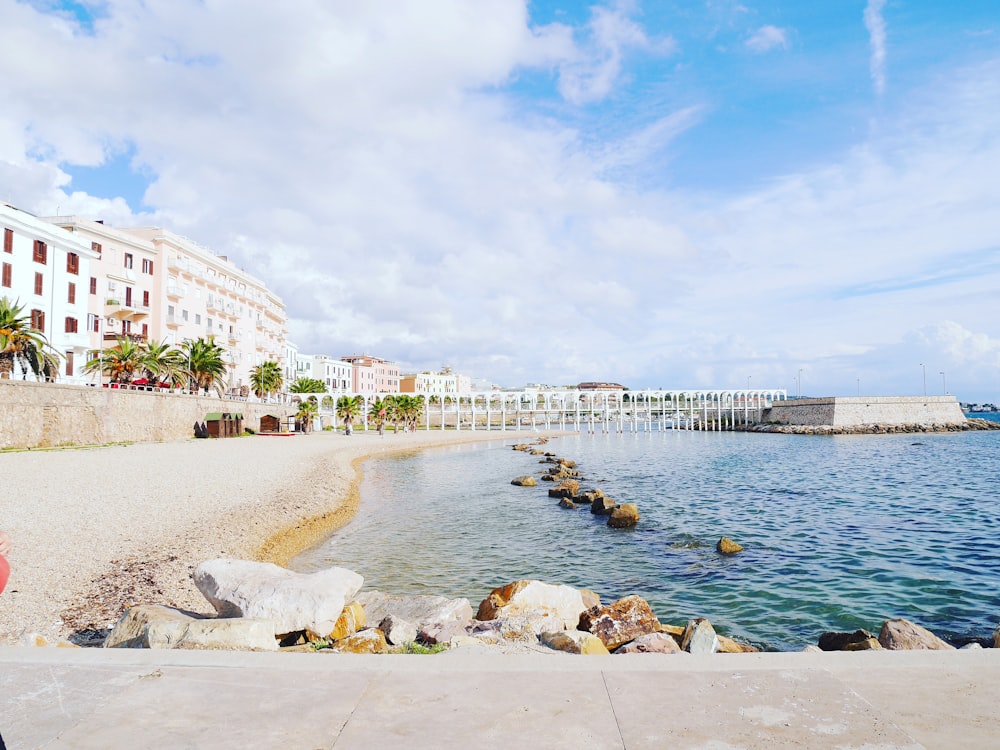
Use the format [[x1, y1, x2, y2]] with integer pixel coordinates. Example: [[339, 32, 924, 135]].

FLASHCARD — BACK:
[[293, 425, 1000, 651]]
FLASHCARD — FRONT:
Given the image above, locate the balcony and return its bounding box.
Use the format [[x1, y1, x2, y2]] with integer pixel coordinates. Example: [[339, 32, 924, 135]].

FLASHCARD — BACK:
[[166, 283, 186, 299], [103, 332, 147, 343], [165, 313, 180, 328]]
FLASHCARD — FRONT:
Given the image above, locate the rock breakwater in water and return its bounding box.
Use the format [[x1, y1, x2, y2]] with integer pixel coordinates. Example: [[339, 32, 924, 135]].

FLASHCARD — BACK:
[[739, 418, 1000, 435]]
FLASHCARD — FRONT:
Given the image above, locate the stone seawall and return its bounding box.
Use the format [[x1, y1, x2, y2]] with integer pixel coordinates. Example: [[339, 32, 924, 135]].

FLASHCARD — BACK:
[[761, 396, 966, 427], [0, 380, 295, 450]]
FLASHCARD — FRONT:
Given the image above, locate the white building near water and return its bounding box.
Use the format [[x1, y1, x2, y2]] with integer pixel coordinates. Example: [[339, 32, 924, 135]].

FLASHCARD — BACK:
[[1, 204, 98, 384]]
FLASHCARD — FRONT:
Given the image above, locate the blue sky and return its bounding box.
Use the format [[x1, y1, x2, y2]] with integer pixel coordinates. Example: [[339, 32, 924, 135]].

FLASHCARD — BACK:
[[2, 0, 999, 400]]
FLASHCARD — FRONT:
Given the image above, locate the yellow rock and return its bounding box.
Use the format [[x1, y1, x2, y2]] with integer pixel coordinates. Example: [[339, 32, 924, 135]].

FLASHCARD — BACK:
[[716, 537, 744, 554], [333, 628, 388, 654], [717, 635, 759, 653], [317, 601, 366, 641], [541, 631, 610, 655]]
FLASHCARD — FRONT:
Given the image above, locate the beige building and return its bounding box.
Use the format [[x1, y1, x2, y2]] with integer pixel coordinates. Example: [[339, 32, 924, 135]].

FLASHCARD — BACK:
[[45, 217, 287, 392]]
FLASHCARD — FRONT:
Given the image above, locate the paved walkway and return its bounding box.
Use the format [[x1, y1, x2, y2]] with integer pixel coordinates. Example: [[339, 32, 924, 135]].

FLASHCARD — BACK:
[[2, 646, 997, 749]]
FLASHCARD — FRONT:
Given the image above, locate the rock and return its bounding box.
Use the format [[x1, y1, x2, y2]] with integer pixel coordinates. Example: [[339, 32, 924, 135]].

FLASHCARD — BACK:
[[547, 479, 580, 499], [511, 475, 537, 487], [716, 537, 744, 554], [590, 495, 617, 515], [681, 618, 720, 654], [19, 633, 79, 648], [717, 635, 759, 653], [607, 504, 639, 528], [476, 613, 569, 642], [193, 559, 363, 637], [801, 645, 823, 653], [332, 628, 389, 654], [878, 619, 955, 650], [843, 637, 882, 651], [581, 590, 602, 609], [418, 620, 468, 645], [960, 642, 983, 650], [615, 632, 684, 654], [146, 618, 278, 651], [558, 497, 578, 509], [579, 595, 662, 650], [577, 489, 604, 505], [994, 625, 1000, 649], [355, 591, 473, 632], [476, 580, 589, 630], [379, 615, 418, 646], [317, 600, 366, 641], [104, 604, 206, 649], [818, 629, 877, 652], [541, 631, 610, 655]]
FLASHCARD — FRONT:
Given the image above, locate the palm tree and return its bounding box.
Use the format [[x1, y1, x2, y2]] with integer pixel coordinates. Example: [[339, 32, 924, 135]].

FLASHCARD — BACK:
[[84, 335, 146, 385], [0, 296, 59, 381], [295, 396, 319, 433], [290, 377, 326, 394], [398, 394, 424, 431], [183, 337, 227, 395], [250, 360, 284, 401], [336, 394, 363, 433], [141, 339, 186, 386]]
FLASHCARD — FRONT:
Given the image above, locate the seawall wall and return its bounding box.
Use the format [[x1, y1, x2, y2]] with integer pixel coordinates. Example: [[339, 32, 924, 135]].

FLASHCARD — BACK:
[[0, 380, 295, 449], [761, 396, 966, 427]]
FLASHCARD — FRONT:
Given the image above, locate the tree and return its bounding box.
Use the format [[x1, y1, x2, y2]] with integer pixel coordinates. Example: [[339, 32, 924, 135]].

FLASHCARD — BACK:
[[289, 377, 326, 394], [183, 337, 227, 395], [395, 394, 423, 431], [0, 296, 59, 381], [336, 394, 364, 432], [250, 360, 284, 400], [295, 396, 319, 432], [141, 339, 186, 386], [84, 335, 146, 385]]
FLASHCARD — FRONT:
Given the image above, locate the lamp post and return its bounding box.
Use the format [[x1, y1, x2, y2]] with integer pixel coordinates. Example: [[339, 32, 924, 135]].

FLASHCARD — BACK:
[[940, 371, 946, 395], [920, 363, 926, 396], [857, 378, 861, 397], [746, 375, 751, 391], [797, 368, 803, 399]]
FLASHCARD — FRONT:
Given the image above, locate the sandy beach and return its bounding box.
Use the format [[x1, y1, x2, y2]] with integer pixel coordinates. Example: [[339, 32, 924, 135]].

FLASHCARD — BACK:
[[0, 430, 553, 645]]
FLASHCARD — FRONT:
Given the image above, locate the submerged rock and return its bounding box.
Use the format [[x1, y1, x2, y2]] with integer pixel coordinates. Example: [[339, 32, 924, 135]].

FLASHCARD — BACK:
[[511, 475, 537, 487], [818, 629, 879, 651], [607, 504, 639, 528], [590, 496, 617, 515], [577, 489, 604, 505], [548, 479, 580, 499], [716, 537, 744, 554], [558, 497, 578, 509], [878, 618, 955, 650]]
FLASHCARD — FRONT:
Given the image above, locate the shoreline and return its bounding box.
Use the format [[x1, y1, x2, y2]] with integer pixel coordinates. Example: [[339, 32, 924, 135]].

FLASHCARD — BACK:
[[0, 429, 565, 645]]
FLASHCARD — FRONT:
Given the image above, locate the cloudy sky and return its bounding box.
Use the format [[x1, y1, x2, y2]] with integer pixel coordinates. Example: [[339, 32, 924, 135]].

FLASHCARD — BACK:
[[2, 1, 998, 400]]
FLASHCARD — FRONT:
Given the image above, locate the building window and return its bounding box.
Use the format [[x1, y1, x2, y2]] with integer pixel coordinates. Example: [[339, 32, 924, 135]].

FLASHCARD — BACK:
[[66, 252, 79, 275], [142, 290, 150, 307], [33, 240, 47, 264], [90, 277, 97, 295], [124, 252, 133, 269], [64, 317, 78, 333], [91, 242, 102, 259], [68, 282, 76, 304], [31, 309, 45, 332], [142, 258, 154, 274], [1, 262, 10, 288], [125, 286, 132, 307], [142, 323, 148, 337], [3, 228, 12, 253], [122, 319, 131, 334], [195, 313, 201, 325], [34, 272, 43, 296], [65, 351, 74, 377], [182, 309, 189, 321], [88, 313, 99, 333]]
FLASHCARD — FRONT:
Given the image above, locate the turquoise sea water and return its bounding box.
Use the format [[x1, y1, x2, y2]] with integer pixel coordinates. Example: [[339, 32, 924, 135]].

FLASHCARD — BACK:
[[293, 426, 1000, 651]]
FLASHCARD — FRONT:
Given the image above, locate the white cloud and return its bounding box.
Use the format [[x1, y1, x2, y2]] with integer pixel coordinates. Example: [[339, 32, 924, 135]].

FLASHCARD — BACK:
[[864, 0, 888, 95], [0, 2, 998, 399], [745, 25, 789, 53]]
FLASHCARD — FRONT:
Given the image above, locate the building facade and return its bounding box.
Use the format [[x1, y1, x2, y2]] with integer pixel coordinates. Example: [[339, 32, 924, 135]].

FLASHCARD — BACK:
[[1, 204, 98, 384], [342, 354, 400, 395]]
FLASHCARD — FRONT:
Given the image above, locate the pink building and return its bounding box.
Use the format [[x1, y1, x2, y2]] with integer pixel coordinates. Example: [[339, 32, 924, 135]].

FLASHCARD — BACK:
[[342, 354, 399, 395]]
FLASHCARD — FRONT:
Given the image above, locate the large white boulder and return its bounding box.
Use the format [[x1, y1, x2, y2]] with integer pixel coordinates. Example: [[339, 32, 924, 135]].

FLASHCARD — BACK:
[[476, 580, 589, 630], [193, 559, 363, 637]]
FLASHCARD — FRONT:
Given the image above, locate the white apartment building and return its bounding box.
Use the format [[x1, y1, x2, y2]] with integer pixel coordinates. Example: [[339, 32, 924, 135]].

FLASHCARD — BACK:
[[400, 371, 458, 395], [1, 204, 98, 384], [311, 354, 352, 394]]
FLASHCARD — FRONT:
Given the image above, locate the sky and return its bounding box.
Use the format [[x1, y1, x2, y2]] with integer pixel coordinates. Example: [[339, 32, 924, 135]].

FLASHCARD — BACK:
[[1, 0, 998, 401]]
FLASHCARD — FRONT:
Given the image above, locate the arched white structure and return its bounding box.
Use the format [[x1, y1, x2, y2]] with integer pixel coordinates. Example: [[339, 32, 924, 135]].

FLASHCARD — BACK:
[[336, 389, 786, 432]]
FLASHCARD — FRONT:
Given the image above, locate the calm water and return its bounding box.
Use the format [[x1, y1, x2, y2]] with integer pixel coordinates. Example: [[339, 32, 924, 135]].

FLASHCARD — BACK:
[[293, 426, 1000, 650]]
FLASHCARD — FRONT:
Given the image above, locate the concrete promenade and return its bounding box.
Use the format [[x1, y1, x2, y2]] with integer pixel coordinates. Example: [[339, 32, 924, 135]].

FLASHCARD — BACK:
[[2, 647, 997, 749]]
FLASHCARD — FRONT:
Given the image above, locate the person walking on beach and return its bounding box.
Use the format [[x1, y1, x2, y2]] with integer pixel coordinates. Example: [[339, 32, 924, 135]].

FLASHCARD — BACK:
[[0, 530, 11, 595]]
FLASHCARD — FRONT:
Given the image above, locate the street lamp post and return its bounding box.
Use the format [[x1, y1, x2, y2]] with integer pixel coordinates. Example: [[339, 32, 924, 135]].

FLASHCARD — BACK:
[[920, 363, 926, 396], [746, 375, 751, 391], [857, 378, 861, 397], [940, 371, 946, 395], [797, 368, 803, 399]]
